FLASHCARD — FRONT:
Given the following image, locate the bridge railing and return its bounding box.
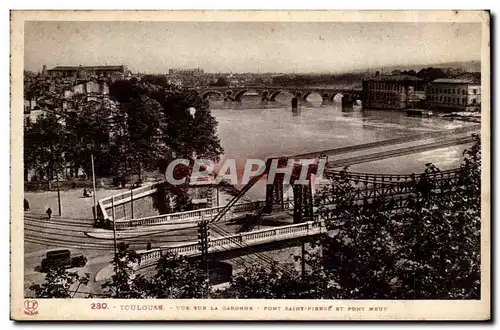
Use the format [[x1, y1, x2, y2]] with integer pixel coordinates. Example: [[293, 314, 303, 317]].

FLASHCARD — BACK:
[[325, 168, 462, 183], [101, 184, 157, 210], [137, 220, 322, 264], [107, 199, 270, 230]]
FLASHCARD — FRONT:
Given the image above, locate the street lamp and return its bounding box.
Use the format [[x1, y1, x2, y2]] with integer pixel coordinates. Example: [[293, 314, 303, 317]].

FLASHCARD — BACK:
[[188, 107, 196, 119]]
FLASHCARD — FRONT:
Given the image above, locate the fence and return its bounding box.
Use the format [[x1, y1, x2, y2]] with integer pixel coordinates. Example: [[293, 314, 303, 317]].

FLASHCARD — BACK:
[[105, 199, 287, 230], [137, 220, 323, 264]]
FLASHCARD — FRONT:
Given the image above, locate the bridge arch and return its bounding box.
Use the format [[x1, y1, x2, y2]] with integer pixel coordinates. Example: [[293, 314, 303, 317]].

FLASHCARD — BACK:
[[234, 89, 249, 102], [201, 90, 224, 100], [234, 89, 262, 102], [269, 90, 285, 101], [331, 93, 344, 102], [302, 91, 323, 102]]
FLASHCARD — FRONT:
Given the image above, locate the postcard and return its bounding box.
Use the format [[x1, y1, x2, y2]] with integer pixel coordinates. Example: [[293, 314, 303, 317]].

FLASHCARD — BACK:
[[11, 10, 490, 320]]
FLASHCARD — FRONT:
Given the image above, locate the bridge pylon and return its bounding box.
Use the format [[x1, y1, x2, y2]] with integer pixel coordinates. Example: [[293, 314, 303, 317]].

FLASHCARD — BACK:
[[293, 182, 313, 223], [265, 182, 285, 214]]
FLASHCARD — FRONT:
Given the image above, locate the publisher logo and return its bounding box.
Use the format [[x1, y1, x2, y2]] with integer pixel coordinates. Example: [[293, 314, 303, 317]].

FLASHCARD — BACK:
[[24, 300, 39, 316]]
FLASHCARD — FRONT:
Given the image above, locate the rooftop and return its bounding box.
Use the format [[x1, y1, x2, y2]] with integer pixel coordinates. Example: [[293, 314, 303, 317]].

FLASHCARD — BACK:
[[431, 78, 478, 84], [366, 74, 423, 82], [48, 65, 127, 72]]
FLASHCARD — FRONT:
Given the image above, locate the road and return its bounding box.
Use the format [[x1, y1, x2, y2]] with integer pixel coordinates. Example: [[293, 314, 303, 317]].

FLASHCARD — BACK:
[[23, 210, 246, 296]]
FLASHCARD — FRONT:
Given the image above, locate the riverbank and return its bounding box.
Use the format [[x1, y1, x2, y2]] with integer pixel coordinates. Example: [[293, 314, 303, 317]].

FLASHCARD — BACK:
[[440, 111, 481, 123]]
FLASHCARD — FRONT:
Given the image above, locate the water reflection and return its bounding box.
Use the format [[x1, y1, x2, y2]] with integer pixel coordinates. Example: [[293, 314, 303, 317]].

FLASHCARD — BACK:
[[292, 106, 302, 117]]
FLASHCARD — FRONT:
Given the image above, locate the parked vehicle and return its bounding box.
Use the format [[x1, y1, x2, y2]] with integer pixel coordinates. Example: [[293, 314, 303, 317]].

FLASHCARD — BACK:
[[41, 249, 87, 272]]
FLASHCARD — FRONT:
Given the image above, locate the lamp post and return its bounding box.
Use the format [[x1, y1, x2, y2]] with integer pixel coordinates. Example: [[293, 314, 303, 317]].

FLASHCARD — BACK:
[[188, 107, 196, 119], [91, 153, 97, 222], [56, 181, 62, 216], [187, 106, 197, 165]]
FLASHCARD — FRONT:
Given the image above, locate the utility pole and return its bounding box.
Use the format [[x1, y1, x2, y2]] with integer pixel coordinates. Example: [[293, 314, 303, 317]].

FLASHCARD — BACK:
[[111, 196, 117, 257], [301, 241, 306, 281], [130, 185, 134, 221], [197, 219, 210, 280], [91, 153, 97, 221], [111, 195, 120, 297], [56, 180, 62, 216]]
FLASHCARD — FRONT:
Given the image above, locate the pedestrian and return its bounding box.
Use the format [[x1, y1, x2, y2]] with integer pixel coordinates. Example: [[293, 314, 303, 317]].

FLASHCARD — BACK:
[[146, 242, 152, 250], [24, 198, 30, 212], [46, 207, 52, 219], [83, 188, 89, 197]]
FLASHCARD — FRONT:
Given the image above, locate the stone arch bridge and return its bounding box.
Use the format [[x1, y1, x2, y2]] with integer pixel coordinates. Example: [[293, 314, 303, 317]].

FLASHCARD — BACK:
[[192, 85, 363, 103]]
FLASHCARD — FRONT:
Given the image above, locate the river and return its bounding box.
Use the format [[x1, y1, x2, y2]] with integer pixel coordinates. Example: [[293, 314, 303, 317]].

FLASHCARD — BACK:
[[208, 93, 476, 199]]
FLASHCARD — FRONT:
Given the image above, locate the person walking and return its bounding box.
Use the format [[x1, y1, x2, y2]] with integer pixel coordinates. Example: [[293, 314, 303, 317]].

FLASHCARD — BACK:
[[24, 198, 30, 212], [46, 207, 52, 219]]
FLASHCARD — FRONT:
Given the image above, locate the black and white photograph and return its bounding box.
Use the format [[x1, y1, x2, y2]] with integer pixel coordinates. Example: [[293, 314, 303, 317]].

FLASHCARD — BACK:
[[10, 10, 490, 320]]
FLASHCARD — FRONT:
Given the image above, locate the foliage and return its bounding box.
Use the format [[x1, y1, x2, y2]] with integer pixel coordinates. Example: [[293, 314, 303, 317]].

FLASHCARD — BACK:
[[64, 99, 123, 177], [312, 135, 481, 299], [147, 253, 210, 298], [170, 184, 194, 212], [24, 113, 66, 180], [101, 242, 148, 298], [221, 263, 306, 299], [101, 244, 210, 299], [110, 79, 224, 169], [25, 77, 224, 183], [211, 77, 229, 87], [416, 67, 447, 82], [152, 89, 224, 161], [401, 69, 418, 76], [30, 264, 89, 298]]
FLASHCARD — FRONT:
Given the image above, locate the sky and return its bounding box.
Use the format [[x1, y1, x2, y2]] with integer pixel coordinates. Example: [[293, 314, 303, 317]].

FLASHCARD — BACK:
[[24, 21, 482, 74]]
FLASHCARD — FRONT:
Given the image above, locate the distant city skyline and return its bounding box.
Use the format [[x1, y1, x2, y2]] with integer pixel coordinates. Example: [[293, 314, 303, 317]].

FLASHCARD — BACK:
[[24, 21, 482, 74]]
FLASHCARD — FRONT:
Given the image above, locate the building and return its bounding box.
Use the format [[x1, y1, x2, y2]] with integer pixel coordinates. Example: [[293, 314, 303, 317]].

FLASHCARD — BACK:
[[426, 78, 481, 112], [168, 68, 204, 76], [71, 80, 109, 97], [24, 100, 44, 126], [362, 74, 425, 110], [48, 65, 129, 78]]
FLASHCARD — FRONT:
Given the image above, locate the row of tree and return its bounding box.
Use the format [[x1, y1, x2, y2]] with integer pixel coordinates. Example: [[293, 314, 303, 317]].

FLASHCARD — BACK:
[[30, 136, 481, 299], [24, 79, 224, 183]]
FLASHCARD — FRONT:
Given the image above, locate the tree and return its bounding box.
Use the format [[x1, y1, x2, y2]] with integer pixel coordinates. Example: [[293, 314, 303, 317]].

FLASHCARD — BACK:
[[24, 112, 66, 181], [101, 242, 149, 298], [211, 77, 229, 87], [124, 95, 169, 175], [64, 98, 128, 178], [221, 263, 307, 299], [147, 253, 210, 298], [313, 135, 481, 299], [416, 67, 447, 82], [110, 79, 224, 173], [30, 265, 89, 298], [148, 89, 223, 162], [401, 69, 418, 76], [101, 244, 211, 299]]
